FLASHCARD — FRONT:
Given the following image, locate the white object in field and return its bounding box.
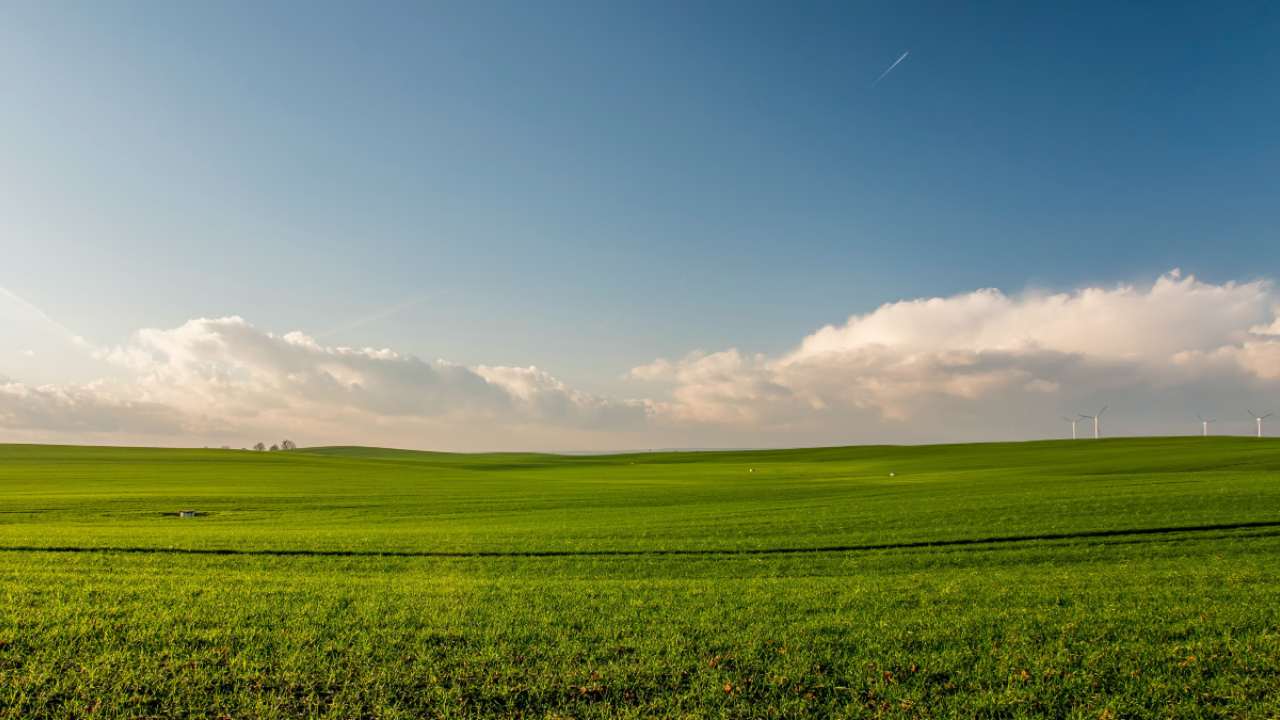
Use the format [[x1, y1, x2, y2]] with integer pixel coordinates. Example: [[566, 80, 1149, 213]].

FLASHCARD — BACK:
[[1079, 406, 1107, 439], [749, 468, 754, 473], [1248, 410, 1272, 438], [179, 509, 197, 518], [1197, 413, 1215, 437], [1061, 416, 1079, 440], [889, 471, 895, 477]]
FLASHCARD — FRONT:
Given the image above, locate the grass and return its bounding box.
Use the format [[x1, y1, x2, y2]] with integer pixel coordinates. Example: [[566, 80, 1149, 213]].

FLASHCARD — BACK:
[[1, 438, 1278, 718]]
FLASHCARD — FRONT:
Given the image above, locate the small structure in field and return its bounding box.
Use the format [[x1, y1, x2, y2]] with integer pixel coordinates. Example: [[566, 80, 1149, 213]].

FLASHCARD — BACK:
[[178, 509, 198, 518]]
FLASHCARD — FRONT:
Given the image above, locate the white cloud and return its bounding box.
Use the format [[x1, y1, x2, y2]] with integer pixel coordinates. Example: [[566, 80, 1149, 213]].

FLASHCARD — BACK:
[[634, 271, 1280, 439], [475, 365, 648, 428], [0, 377, 189, 436], [788, 269, 1269, 362], [5, 271, 1280, 449], [1, 316, 645, 448]]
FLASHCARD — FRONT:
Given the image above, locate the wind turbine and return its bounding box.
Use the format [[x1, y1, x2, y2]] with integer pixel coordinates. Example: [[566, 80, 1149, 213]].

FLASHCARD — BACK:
[[1079, 406, 1107, 439], [1197, 413, 1215, 437], [1248, 410, 1273, 438], [1061, 416, 1080, 440]]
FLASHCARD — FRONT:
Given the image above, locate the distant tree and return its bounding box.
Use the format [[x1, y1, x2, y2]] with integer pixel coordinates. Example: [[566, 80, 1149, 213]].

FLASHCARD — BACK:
[[269, 444, 280, 452], [281, 439, 297, 451], [253, 442, 266, 452]]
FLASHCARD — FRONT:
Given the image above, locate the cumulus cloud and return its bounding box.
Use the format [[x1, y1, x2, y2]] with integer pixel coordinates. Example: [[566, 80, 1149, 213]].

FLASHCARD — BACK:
[[475, 365, 648, 428], [96, 317, 513, 420], [5, 271, 1280, 449], [633, 271, 1280, 440], [1, 316, 645, 448], [0, 377, 189, 436], [789, 269, 1269, 362]]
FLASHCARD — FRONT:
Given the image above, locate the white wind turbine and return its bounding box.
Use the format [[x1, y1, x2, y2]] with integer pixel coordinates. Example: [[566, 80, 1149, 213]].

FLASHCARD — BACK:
[[1248, 410, 1273, 438], [1061, 416, 1080, 440], [1079, 406, 1107, 439], [1197, 413, 1215, 437]]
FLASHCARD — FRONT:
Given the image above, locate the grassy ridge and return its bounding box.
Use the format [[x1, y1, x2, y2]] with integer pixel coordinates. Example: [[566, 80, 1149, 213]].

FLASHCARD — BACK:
[[2, 439, 1279, 717]]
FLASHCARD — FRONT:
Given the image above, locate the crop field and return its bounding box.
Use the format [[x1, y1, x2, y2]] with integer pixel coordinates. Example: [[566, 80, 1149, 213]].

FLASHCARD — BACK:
[[2, 438, 1279, 718]]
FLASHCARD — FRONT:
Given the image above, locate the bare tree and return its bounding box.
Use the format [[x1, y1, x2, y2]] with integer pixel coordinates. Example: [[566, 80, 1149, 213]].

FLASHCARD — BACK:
[[269, 444, 280, 452], [281, 439, 297, 451], [253, 442, 266, 452]]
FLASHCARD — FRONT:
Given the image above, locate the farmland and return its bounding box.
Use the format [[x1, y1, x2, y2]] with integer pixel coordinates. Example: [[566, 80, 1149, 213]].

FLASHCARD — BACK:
[[2, 438, 1279, 718]]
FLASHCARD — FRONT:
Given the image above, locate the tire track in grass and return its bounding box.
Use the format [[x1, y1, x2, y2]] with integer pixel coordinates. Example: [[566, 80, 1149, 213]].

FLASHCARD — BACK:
[[1, 520, 1279, 558]]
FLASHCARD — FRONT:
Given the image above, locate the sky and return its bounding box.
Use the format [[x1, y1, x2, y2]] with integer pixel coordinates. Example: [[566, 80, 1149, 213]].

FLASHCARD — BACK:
[[2, 1, 1279, 450]]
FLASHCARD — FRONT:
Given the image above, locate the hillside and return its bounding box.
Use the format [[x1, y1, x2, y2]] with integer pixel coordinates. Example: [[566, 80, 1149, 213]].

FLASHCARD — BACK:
[[2, 438, 1278, 555], [2, 438, 1278, 717]]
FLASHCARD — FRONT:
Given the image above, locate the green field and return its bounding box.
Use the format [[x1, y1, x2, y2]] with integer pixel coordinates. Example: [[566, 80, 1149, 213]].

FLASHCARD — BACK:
[[2, 438, 1279, 718]]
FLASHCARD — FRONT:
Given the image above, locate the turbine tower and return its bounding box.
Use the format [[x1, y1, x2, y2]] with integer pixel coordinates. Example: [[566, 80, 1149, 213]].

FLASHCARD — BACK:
[[1061, 416, 1080, 440], [1197, 413, 1215, 437], [1079, 406, 1107, 439], [1248, 410, 1273, 438]]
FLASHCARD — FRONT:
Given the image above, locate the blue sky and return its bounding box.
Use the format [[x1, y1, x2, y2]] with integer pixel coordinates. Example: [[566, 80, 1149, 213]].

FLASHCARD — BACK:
[[2, 2, 1279, 449]]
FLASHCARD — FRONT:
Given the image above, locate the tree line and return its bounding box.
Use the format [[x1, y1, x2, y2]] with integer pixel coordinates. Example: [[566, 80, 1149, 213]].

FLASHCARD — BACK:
[[251, 440, 296, 452]]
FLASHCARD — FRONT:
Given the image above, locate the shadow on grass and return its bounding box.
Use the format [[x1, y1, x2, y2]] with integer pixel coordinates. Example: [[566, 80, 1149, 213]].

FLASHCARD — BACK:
[[1, 520, 1279, 558]]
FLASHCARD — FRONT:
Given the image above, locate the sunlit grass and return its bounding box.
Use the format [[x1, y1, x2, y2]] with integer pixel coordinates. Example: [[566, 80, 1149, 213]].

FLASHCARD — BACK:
[[2, 438, 1279, 717]]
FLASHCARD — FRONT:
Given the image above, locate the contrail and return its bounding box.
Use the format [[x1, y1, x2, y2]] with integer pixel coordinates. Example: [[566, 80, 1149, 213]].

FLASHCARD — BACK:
[[316, 294, 434, 339], [872, 50, 910, 87], [0, 282, 90, 348]]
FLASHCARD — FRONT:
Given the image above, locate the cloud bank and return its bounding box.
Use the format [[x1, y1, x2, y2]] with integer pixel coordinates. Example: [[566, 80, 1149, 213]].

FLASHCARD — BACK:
[[3, 271, 1280, 449], [630, 271, 1280, 443], [1, 317, 647, 449]]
